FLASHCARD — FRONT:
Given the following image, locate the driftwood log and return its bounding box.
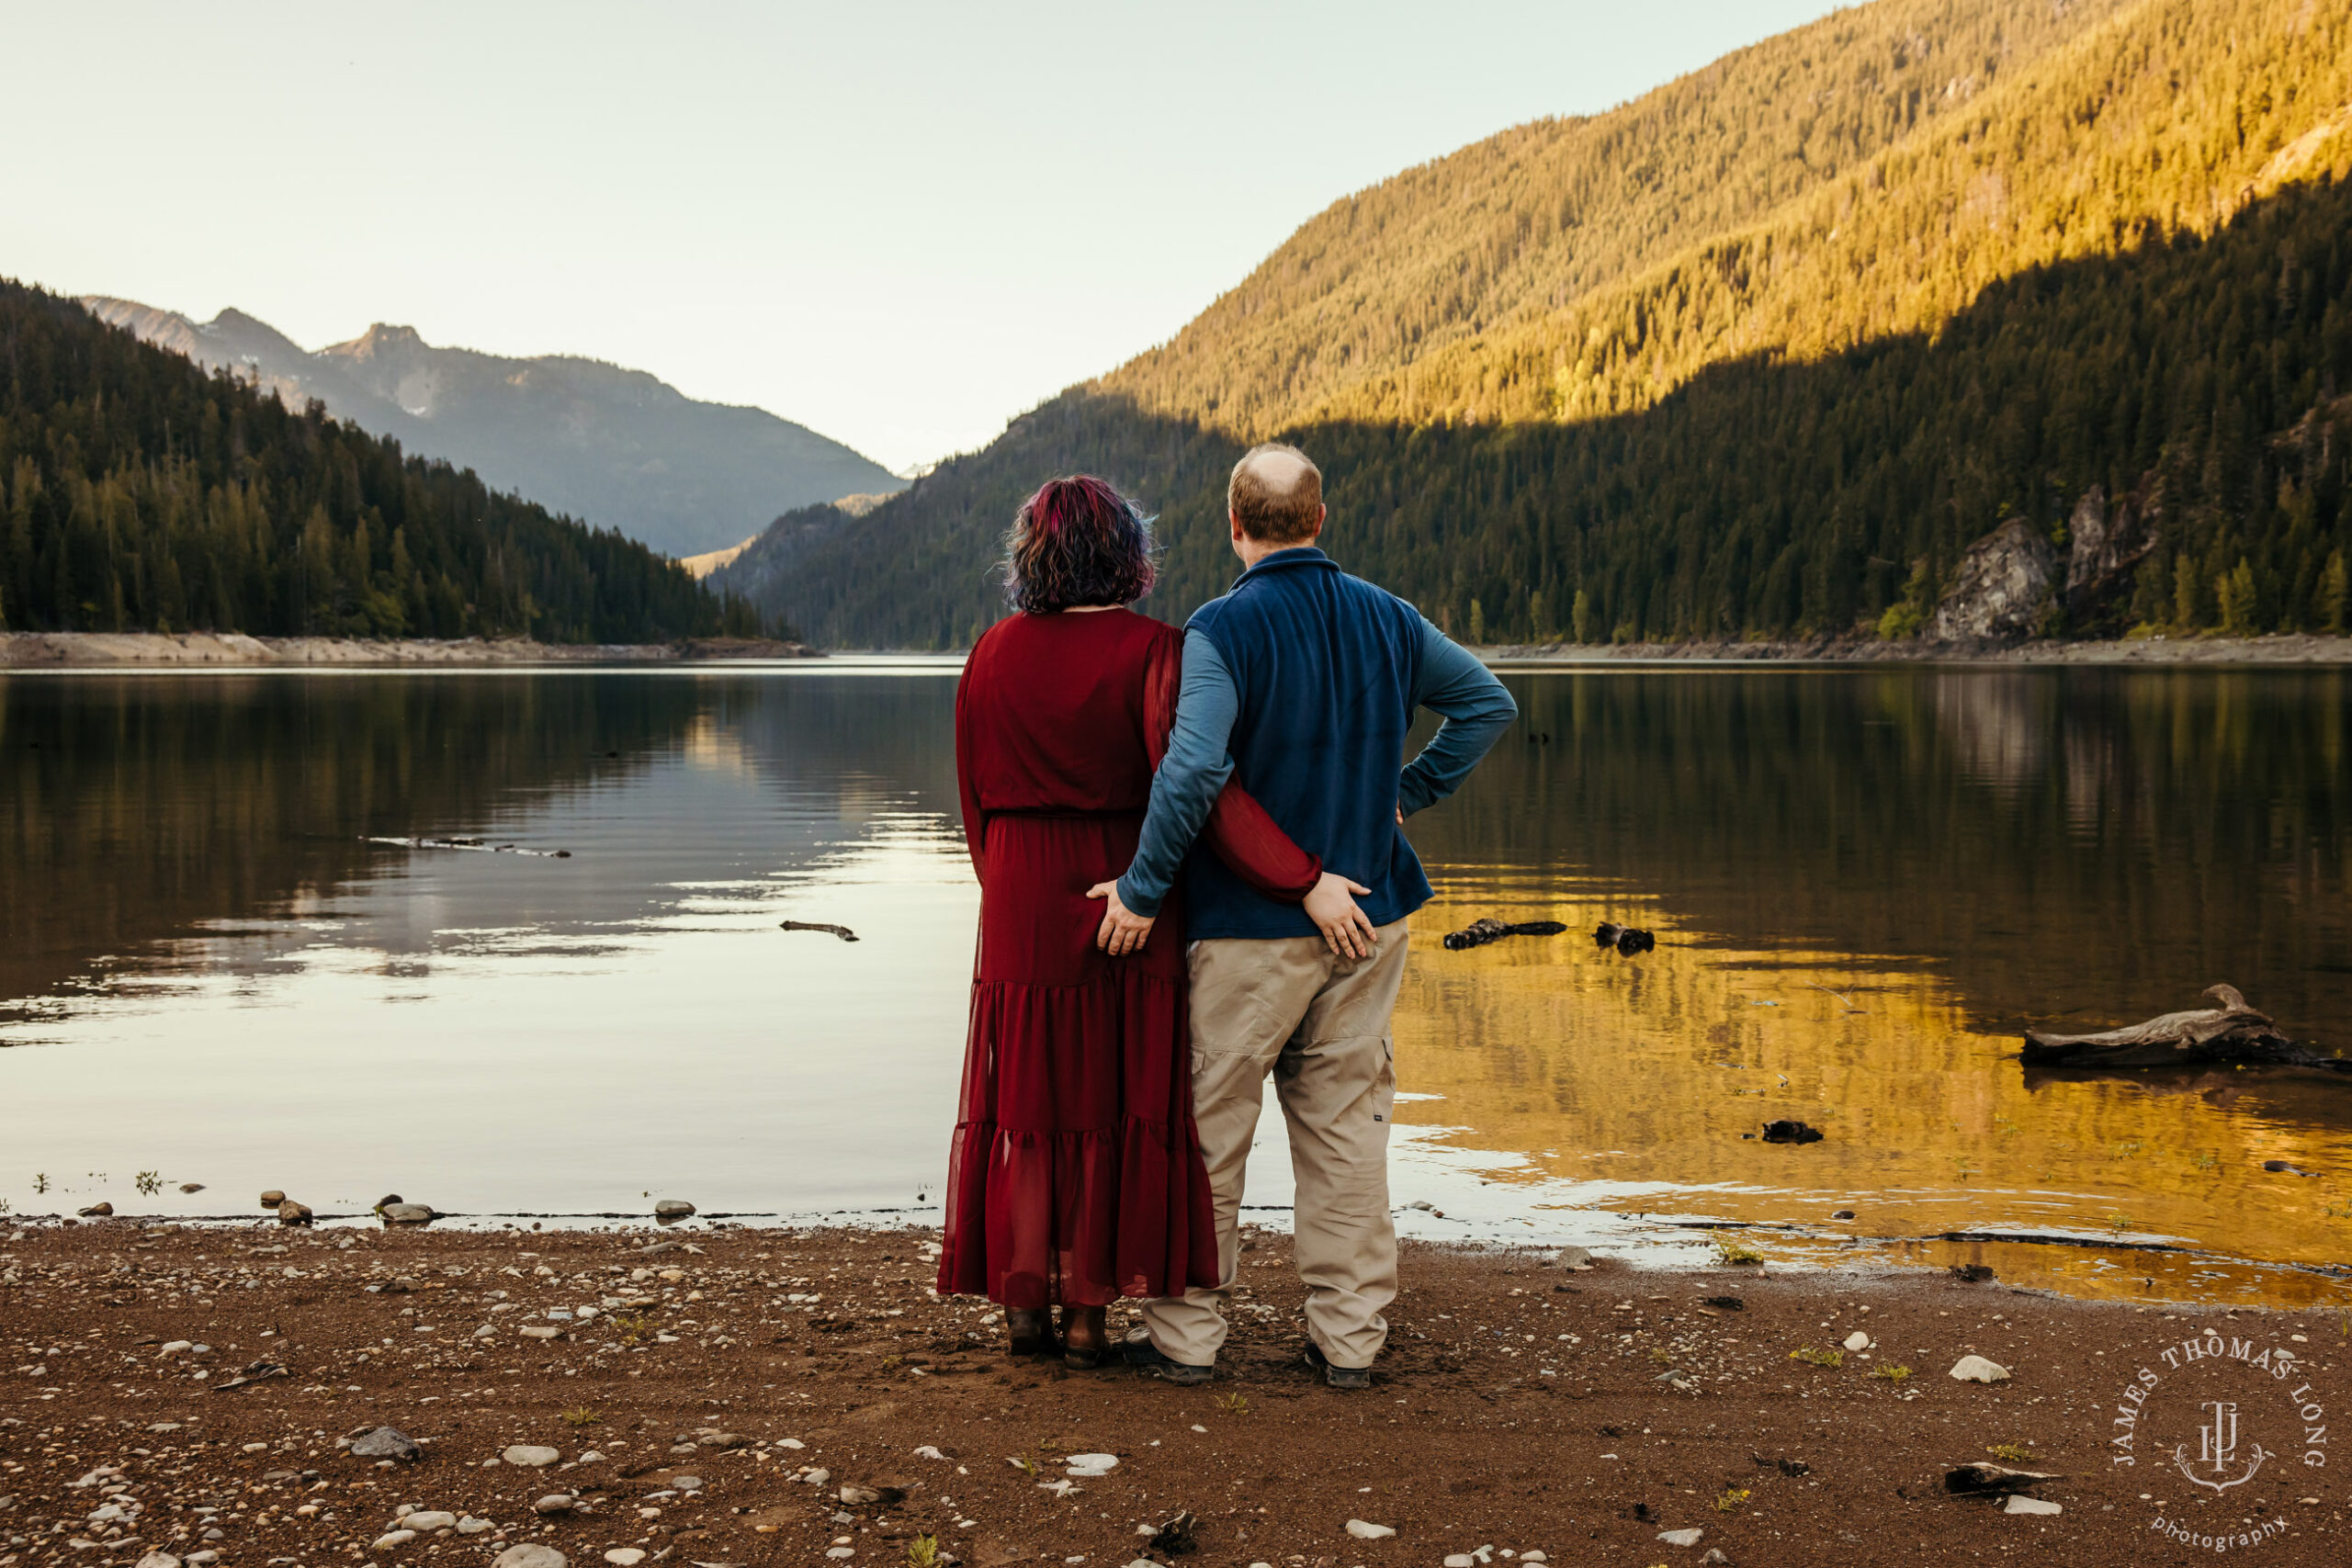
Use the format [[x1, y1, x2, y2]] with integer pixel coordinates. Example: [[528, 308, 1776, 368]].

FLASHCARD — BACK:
[[1442, 919, 1569, 952], [780, 919, 860, 942], [2020, 984, 2346, 1072]]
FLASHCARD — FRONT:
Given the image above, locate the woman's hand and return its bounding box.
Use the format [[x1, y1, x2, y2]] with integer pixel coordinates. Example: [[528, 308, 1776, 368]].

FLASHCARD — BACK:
[[1305, 872, 1377, 960], [1086, 881, 1155, 955]]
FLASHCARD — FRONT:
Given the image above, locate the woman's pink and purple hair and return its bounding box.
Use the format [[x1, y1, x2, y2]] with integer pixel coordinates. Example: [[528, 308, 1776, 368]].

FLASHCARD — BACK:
[[1001, 475, 1157, 614]]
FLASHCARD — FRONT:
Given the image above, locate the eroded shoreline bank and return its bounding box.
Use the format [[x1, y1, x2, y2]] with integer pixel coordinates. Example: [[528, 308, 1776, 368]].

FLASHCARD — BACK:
[[0, 634, 820, 669], [1, 1219, 2341, 1567]]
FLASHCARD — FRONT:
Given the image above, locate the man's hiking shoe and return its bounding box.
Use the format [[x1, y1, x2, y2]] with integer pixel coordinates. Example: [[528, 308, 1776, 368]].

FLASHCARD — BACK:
[[1304, 1342, 1373, 1390], [1122, 1331, 1214, 1385]]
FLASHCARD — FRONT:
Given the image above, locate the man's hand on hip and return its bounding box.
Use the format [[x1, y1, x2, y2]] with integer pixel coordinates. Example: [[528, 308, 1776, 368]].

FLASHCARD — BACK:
[[1086, 882, 1155, 956]]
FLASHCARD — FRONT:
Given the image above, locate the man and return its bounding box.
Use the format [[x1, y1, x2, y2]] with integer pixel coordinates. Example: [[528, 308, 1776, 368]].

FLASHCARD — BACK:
[[1087, 443, 1516, 1389]]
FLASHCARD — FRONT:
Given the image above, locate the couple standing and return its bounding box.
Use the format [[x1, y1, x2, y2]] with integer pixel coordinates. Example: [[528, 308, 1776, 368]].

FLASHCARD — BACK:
[[935, 444, 1515, 1387]]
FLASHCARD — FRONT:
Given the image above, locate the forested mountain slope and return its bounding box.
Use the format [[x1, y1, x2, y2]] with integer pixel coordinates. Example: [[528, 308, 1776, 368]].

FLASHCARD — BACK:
[[0, 285, 763, 642], [84, 299, 903, 559], [729, 0, 2352, 649]]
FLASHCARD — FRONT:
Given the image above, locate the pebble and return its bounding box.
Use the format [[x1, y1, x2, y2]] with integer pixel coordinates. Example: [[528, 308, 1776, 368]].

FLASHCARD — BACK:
[[2003, 1495, 2062, 1516], [1065, 1453, 1119, 1478], [494, 1547, 569, 1568], [671, 1474, 704, 1491], [1344, 1520, 1396, 1540], [503, 1445, 563, 1467], [185, 1555, 219, 1566], [458, 1517, 494, 1534], [1948, 1355, 2011, 1383], [402, 1511, 458, 1531], [1701, 1553, 1730, 1565], [605, 1552, 647, 1566], [520, 1325, 563, 1340], [1842, 1331, 1871, 1351], [1657, 1528, 1705, 1547], [533, 1495, 576, 1516], [373, 1529, 419, 1549], [158, 1340, 194, 1359], [135, 1554, 180, 1568], [349, 1427, 422, 1462], [1446, 1557, 1476, 1566], [914, 1445, 948, 1461]]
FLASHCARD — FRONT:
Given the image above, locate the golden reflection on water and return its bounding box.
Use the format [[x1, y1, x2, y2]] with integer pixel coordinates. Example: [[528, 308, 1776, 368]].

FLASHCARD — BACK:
[[1394, 886, 2352, 1308]]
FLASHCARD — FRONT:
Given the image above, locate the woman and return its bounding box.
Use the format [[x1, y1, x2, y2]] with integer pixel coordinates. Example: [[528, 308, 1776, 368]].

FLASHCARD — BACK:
[[936, 474, 1369, 1368]]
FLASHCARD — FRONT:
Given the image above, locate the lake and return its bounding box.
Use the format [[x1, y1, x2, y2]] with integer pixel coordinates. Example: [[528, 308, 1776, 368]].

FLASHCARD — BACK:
[[3, 662, 2347, 1308]]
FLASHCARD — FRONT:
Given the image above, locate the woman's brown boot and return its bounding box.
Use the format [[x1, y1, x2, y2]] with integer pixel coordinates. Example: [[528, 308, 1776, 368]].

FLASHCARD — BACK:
[[1059, 1304, 1110, 1370], [1005, 1309, 1057, 1358]]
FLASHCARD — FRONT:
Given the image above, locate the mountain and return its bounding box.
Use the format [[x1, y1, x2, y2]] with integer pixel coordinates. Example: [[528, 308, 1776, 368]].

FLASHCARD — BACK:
[[735, 0, 2352, 649], [0, 283, 766, 643], [80, 299, 902, 559]]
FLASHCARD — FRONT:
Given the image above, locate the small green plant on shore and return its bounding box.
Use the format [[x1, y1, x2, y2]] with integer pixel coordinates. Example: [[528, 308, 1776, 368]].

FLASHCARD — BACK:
[[1714, 1486, 1751, 1513], [560, 1406, 601, 1427], [2106, 1212, 2135, 1235], [1648, 1347, 1676, 1365], [2322, 1200, 2352, 1220], [1986, 1443, 2039, 1462], [1954, 1157, 1977, 1181], [1869, 1364, 1912, 1382], [0, 1197, 10, 1216], [1715, 1239, 1764, 1266], [907, 1537, 941, 1568], [2191, 1150, 2219, 1172], [612, 1312, 653, 1345], [2111, 1140, 2144, 1158], [1218, 1392, 1250, 1416], [31, 1174, 49, 1195], [1789, 1346, 1843, 1368], [135, 1170, 164, 1196], [1994, 1117, 2021, 1137]]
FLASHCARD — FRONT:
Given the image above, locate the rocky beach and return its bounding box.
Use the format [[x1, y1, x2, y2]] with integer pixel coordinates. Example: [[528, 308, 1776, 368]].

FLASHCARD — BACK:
[[1, 1219, 2341, 1568]]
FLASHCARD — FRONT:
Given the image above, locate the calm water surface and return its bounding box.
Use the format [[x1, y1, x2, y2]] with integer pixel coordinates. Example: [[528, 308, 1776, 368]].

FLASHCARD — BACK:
[[3, 663, 2346, 1307]]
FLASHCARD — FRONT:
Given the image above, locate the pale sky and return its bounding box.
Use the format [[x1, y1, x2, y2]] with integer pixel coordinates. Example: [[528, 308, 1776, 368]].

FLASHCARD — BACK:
[[6, 1, 1843, 473]]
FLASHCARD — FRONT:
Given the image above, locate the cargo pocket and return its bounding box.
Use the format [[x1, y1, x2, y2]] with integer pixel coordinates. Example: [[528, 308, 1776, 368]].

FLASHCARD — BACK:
[[1371, 1038, 1396, 1125]]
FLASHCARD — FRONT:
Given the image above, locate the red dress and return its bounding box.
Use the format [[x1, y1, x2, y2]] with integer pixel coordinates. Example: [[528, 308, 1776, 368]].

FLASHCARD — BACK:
[[937, 608, 1320, 1309]]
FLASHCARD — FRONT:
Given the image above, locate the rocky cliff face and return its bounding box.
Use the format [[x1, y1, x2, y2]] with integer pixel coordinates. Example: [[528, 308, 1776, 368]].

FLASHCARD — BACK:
[[1930, 518, 2058, 640], [79, 299, 900, 559]]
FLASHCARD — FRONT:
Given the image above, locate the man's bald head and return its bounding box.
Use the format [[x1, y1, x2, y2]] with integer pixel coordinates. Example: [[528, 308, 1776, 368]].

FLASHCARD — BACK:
[[1228, 443, 1325, 545]]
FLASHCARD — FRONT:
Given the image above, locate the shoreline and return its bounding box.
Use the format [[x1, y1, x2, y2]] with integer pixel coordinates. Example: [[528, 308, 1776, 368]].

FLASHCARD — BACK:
[[0, 632, 821, 669], [1471, 631, 2352, 665], [12, 629, 2352, 669], [2, 1218, 2340, 1566]]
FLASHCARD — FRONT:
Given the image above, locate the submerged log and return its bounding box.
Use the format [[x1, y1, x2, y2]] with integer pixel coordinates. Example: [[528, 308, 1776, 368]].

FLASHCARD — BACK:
[[780, 919, 859, 942], [1442, 918, 1569, 952], [2020, 984, 2346, 1071]]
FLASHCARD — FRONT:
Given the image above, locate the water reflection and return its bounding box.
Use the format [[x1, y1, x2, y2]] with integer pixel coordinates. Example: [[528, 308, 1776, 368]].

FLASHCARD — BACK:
[[0, 664, 2345, 1309]]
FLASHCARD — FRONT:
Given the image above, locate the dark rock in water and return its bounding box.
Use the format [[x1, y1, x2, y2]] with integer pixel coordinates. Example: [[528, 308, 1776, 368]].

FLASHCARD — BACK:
[[1760, 1120, 1824, 1145], [379, 1202, 435, 1225], [77, 1201, 113, 1217], [348, 1426, 421, 1462], [2263, 1159, 2319, 1176], [1945, 1461, 2061, 1495], [1949, 1263, 1996, 1283], [277, 1200, 313, 1227], [259, 1190, 286, 1208], [1442, 918, 1569, 952], [654, 1199, 696, 1221], [2021, 984, 2344, 1071], [178, 1182, 206, 1193], [1832, 1210, 1856, 1220], [1594, 922, 1656, 954]]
